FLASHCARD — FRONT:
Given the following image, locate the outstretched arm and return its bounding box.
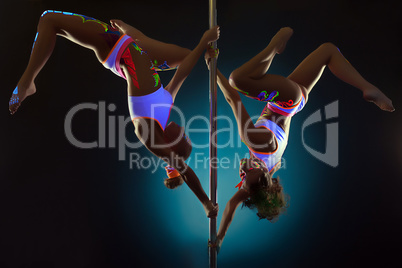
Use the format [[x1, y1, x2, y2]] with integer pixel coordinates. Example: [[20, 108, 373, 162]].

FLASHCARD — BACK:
[[217, 69, 260, 143], [205, 49, 274, 147], [137, 123, 218, 218], [218, 69, 275, 146], [205, 48, 244, 105], [214, 189, 250, 252], [165, 26, 220, 100]]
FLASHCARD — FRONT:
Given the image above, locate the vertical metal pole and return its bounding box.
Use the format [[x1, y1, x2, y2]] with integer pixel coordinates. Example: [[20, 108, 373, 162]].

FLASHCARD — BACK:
[[208, 0, 218, 268]]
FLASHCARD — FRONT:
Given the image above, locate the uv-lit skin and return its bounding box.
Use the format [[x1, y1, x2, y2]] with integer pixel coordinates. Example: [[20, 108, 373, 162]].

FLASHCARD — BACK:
[[9, 11, 220, 217], [206, 27, 394, 252]]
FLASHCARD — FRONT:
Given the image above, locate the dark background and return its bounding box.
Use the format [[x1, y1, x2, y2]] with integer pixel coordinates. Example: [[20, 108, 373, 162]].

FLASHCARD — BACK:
[[1, 0, 401, 267]]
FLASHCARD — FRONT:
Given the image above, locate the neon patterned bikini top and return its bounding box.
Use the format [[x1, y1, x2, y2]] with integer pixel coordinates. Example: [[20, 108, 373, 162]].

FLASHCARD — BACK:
[[246, 91, 306, 173], [247, 119, 288, 173]]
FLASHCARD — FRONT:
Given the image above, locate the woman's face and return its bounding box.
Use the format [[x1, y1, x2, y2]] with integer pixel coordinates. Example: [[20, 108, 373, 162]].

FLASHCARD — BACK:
[[239, 158, 269, 188]]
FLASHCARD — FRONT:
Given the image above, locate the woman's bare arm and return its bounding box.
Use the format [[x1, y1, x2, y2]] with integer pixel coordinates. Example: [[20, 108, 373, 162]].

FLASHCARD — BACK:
[[165, 26, 220, 100], [215, 189, 250, 250], [216, 69, 274, 147], [204, 48, 273, 146]]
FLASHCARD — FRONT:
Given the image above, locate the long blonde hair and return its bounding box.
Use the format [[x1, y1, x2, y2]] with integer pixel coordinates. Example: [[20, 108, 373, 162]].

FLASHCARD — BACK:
[[242, 176, 289, 222]]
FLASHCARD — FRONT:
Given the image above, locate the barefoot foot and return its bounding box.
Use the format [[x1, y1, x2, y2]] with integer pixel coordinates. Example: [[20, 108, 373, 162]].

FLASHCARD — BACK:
[[272, 27, 294, 54], [363, 87, 395, 112], [9, 82, 36, 115], [205, 201, 219, 218]]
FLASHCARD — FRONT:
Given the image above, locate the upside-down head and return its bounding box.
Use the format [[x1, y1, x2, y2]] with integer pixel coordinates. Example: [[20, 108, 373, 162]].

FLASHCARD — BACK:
[[239, 158, 289, 222], [163, 165, 185, 189]]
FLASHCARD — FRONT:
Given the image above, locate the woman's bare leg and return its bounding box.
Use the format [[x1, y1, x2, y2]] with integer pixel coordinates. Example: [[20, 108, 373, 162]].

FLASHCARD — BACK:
[[229, 27, 301, 103], [230, 27, 393, 111], [134, 35, 191, 70], [231, 27, 293, 80], [110, 20, 191, 70], [9, 11, 117, 114], [287, 42, 394, 111], [134, 118, 218, 217]]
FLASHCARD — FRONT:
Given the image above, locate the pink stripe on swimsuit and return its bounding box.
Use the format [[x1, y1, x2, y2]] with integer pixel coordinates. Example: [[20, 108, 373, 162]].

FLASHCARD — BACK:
[[102, 34, 133, 79], [267, 91, 306, 116]]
